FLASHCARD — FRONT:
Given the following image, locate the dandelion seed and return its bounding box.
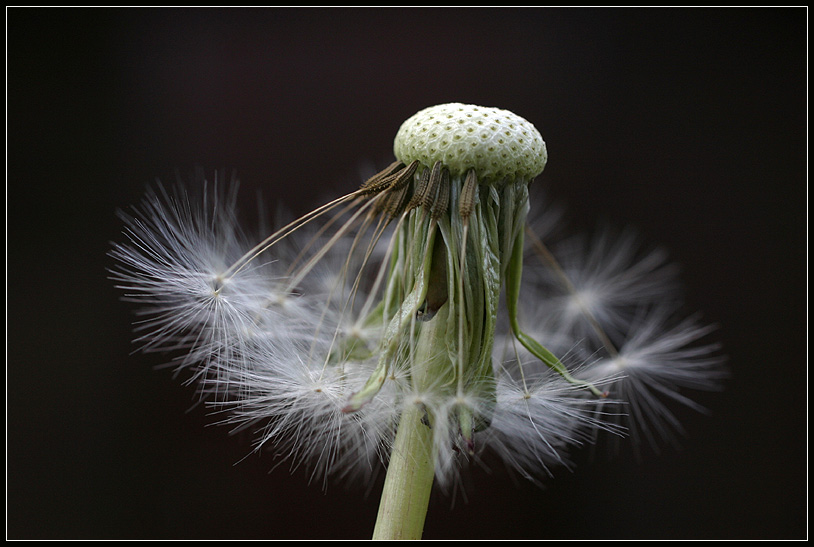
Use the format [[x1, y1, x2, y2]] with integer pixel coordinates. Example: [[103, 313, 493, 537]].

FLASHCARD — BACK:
[[524, 226, 683, 346], [109, 178, 291, 389], [583, 306, 727, 453], [487, 369, 624, 483]]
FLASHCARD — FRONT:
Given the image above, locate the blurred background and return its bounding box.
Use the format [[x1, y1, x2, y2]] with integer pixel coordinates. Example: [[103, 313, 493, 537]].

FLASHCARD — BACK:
[[8, 7, 806, 540]]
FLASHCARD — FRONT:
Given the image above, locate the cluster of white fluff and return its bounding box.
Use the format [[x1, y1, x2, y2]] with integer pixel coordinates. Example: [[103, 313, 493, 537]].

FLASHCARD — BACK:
[[110, 171, 725, 489]]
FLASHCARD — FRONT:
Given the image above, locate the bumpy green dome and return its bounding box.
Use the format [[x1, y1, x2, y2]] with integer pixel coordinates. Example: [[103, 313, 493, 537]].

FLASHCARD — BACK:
[[393, 103, 547, 183]]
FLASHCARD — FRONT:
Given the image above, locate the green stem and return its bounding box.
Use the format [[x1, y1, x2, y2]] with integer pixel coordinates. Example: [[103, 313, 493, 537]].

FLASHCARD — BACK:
[[372, 299, 451, 540], [371, 403, 435, 540]]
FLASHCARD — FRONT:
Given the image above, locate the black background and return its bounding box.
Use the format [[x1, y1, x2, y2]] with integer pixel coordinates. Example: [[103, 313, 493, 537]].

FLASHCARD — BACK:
[[8, 7, 806, 540]]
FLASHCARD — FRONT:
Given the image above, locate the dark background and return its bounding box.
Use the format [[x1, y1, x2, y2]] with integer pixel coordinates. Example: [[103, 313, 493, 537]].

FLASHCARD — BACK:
[[8, 7, 806, 540]]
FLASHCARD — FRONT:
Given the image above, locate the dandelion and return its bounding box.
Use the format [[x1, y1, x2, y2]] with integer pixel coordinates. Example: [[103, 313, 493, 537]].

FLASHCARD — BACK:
[[111, 103, 725, 539]]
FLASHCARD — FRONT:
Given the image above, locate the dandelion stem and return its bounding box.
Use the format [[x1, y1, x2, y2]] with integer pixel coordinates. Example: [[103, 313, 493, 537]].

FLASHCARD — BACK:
[[371, 402, 435, 540], [372, 296, 450, 540]]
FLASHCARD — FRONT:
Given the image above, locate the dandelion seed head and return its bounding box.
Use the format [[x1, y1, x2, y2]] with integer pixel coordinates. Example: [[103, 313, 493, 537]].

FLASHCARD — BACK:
[[112, 103, 724, 497], [394, 103, 547, 183]]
